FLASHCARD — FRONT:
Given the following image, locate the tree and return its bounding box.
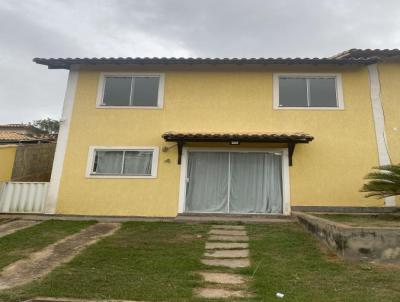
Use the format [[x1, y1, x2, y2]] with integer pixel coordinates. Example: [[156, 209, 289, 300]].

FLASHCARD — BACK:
[[33, 118, 60, 134], [360, 164, 400, 198]]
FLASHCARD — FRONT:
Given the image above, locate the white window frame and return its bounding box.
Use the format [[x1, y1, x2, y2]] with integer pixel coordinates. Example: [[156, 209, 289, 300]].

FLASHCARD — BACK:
[[96, 72, 165, 109], [86, 146, 159, 178], [273, 73, 344, 110]]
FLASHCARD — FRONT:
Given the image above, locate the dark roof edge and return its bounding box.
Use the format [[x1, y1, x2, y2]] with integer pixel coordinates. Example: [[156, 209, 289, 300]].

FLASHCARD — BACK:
[[331, 48, 400, 59], [33, 57, 378, 69]]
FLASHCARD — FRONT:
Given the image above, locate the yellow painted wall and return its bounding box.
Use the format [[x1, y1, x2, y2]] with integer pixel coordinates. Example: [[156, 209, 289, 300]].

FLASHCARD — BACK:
[[378, 62, 400, 205], [0, 145, 16, 182], [56, 65, 383, 217]]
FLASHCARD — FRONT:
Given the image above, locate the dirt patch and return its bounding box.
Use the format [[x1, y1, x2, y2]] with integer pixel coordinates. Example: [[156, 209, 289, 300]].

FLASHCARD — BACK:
[[0, 220, 39, 238], [0, 223, 120, 290]]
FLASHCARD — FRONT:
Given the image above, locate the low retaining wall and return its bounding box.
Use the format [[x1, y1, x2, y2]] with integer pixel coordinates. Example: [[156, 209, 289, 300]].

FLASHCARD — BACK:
[[295, 212, 400, 263], [292, 206, 399, 213]]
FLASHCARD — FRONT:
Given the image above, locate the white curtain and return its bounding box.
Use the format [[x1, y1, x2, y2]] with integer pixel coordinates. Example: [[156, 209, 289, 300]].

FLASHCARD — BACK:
[[185, 152, 229, 213], [95, 151, 123, 174], [230, 152, 282, 214], [123, 151, 153, 175], [185, 151, 283, 214]]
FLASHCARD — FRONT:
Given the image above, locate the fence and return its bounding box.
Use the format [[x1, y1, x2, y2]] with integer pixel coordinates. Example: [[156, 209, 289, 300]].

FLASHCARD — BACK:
[[0, 182, 49, 213]]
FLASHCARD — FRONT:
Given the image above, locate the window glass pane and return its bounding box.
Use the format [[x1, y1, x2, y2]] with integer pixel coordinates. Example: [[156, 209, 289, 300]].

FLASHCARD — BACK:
[[123, 151, 153, 175], [309, 78, 337, 107], [279, 78, 308, 107], [102, 77, 132, 106], [132, 77, 160, 107], [93, 151, 123, 174]]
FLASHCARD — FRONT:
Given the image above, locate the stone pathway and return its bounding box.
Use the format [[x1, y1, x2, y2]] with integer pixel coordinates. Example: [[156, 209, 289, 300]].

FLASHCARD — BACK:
[[0, 220, 39, 238], [0, 222, 120, 290], [195, 224, 252, 299]]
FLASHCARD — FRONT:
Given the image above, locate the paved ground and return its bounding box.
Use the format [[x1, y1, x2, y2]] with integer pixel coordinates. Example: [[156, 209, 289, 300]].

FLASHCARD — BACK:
[[0, 222, 120, 290], [195, 224, 252, 299], [0, 220, 39, 238]]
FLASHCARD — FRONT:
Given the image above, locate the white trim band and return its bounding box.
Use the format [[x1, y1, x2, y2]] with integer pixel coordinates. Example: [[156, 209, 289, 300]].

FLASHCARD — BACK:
[[368, 64, 395, 206], [44, 70, 79, 214]]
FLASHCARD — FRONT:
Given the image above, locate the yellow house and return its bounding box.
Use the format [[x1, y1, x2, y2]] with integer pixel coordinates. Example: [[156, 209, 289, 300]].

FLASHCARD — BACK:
[[33, 49, 399, 217], [0, 145, 17, 182]]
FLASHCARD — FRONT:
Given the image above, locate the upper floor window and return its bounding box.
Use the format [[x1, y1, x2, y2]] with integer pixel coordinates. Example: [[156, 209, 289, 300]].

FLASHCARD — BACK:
[[97, 73, 164, 108], [273, 73, 344, 109]]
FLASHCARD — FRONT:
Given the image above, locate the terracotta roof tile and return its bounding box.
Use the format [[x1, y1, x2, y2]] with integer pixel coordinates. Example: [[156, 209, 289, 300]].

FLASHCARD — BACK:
[[162, 131, 313, 143], [0, 131, 38, 142]]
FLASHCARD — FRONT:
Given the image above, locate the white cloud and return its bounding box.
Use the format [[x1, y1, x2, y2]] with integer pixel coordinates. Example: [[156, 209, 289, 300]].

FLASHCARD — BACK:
[[0, 0, 399, 123]]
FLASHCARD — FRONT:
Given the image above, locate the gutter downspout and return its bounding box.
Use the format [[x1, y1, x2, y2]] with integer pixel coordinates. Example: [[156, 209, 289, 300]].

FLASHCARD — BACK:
[[367, 63, 396, 206]]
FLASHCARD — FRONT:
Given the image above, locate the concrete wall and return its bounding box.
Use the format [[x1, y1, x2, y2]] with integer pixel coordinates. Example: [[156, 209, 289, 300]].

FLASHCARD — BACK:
[[54, 64, 383, 217], [11, 143, 56, 182], [296, 212, 400, 263], [0, 145, 17, 182]]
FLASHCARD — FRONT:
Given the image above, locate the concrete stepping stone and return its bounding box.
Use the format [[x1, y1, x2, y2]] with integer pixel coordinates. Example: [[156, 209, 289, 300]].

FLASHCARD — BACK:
[[201, 258, 250, 268], [206, 242, 249, 250], [0, 222, 120, 290], [195, 288, 249, 299], [208, 235, 249, 242], [204, 249, 249, 258], [0, 220, 39, 238], [209, 229, 247, 236], [199, 271, 246, 285], [211, 225, 245, 230]]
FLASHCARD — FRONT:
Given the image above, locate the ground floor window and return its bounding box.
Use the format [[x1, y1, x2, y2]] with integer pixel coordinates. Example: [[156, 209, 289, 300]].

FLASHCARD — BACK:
[[185, 151, 283, 214], [86, 146, 159, 178]]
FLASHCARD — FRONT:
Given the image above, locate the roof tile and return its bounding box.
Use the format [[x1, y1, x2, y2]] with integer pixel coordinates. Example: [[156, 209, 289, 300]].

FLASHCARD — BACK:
[[33, 56, 377, 69]]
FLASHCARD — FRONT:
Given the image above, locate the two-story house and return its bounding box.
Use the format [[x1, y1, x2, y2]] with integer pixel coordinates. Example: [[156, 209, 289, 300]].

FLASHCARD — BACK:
[[33, 49, 399, 217]]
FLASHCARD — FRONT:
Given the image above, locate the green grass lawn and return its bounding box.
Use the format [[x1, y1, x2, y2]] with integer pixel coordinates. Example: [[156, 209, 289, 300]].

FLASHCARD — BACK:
[[0, 221, 398, 302], [314, 214, 400, 227], [0, 222, 210, 302], [0, 220, 94, 269], [244, 223, 400, 302]]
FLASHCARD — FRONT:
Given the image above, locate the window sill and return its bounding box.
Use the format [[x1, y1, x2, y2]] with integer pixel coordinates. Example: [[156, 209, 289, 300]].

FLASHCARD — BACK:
[[274, 106, 344, 110], [96, 105, 163, 109], [86, 174, 157, 179]]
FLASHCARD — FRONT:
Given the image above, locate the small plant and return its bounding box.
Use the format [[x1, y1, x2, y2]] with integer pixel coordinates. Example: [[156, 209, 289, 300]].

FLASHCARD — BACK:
[[360, 164, 400, 198]]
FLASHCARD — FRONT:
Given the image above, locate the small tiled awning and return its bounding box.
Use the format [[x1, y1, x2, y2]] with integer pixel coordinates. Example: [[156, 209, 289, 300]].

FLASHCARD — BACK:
[[162, 131, 314, 166]]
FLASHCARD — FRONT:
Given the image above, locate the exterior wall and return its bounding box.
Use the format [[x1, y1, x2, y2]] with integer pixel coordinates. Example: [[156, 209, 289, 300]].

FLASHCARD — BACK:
[[11, 143, 56, 182], [378, 62, 400, 205], [56, 65, 382, 217], [0, 145, 17, 182]]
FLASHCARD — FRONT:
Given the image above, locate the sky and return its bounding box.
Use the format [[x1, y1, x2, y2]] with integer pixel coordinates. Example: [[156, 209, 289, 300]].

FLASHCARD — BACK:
[[0, 0, 400, 124]]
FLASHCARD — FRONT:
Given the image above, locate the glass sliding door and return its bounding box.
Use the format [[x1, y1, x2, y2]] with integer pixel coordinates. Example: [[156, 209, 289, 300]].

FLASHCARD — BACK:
[[185, 151, 283, 214], [229, 152, 282, 214], [185, 152, 229, 213]]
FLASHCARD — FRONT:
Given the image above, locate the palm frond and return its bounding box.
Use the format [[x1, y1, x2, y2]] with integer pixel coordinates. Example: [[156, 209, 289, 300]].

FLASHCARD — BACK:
[[360, 164, 400, 199]]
